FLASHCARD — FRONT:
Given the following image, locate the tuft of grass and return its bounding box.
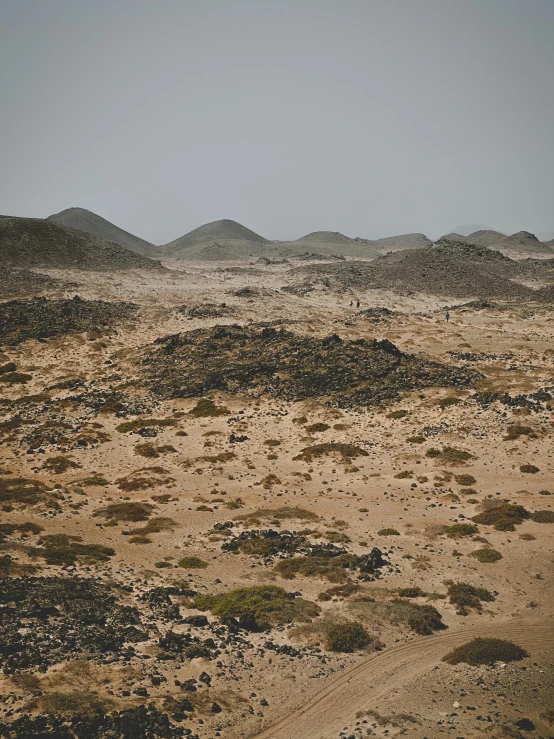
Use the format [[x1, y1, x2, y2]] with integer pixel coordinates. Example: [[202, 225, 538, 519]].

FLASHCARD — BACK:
[[503, 425, 537, 441], [235, 506, 318, 526], [178, 556, 208, 569], [443, 638, 528, 665], [531, 510, 554, 523], [438, 397, 462, 408], [93, 502, 154, 522], [455, 474, 476, 486], [398, 587, 426, 598], [317, 583, 360, 601], [350, 598, 445, 635], [446, 581, 495, 614], [472, 503, 529, 531], [407, 435, 425, 444], [134, 443, 177, 458], [469, 548, 502, 563], [520, 464, 539, 474], [0, 521, 43, 543], [426, 447, 473, 464], [394, 470, 412, 479], [194, 585, 320, 628], [129, 517, 176, 536], [275, 555, 356, 583], [387, 410, 408, 419], [325, 621, 373, 652], [40, 456, 81, 474], [116, 417, 178, 433], [189, 399, 230, 417], [293, 443, 368, 463], [305, 423, 330, 433], [30, 533, 115, 566], [446, 523, 478, 538], [377, 528, 400, 536]]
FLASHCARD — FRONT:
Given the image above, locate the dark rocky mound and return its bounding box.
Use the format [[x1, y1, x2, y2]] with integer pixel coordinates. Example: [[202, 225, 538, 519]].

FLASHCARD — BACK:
[[0, 705, 189, 739], [48, 207, 155, 256], [0, 576, 149, 673], [0, 216, 162, 271], [535, 283, 554, 303], [178, 302, 233, 319], [0, 266, 76, 299], [0, 296, 137, 345], [142, 325, 480, 408], [294, 239, 535, 299], [162, 219, 267, 256]]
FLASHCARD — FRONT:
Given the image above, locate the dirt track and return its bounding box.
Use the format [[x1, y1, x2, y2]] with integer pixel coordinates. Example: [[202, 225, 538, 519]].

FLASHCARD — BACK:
[[251, 620, 554, 739]]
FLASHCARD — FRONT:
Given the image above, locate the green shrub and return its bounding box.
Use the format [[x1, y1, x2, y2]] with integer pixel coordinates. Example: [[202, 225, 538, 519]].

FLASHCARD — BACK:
[[443, 638, 528, 665], [387, 409, 408, 419], [531, 510, 554, 523], [426, 447, 473, 464], [455, 474, 476, 486], [446, 523, 478, 538], [407, 435, 425, 444], [447, 581, 495, 614], [350, 598, 445, 635], [394, 471, 412, 479], [274, 555, 356, 583], [503, 425, 537, 441], [194, 585, 320, 627], [472, 504, 529, 529], [377, 528, 400, 536], [469, 548, 502, 563], [305, 423, 330, 433], [325, 622, 372, 652], [189, 399, 230, 417], [398, 587, 426, 598], [93, 502, 154, 522]]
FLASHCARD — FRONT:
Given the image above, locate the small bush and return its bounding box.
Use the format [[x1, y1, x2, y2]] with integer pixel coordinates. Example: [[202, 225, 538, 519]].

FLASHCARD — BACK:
[[93, 502, 154, 522], [305, 423, 330, 433], [30, 534, 115, 566], [377, 528, 400, 536], [446, 523, 478, 538], [189, 399, 230, 417], [387, 409, 408, 419], [293, 443, 369, 463], [129, 517, 176, 536], [455, 474, 476, 486], [472, 504, 529, 530], [438, 397, 462, 408], [275, 555, 356, 583], [531, 510, 554, 523], [263, 439, 281, 447], [398, 587, 426, 598], [407, 435, 425, 444], [426, 447, 473, 464], [41, 456, 81, 474], [520, 464, 539, 474], [235, 507, 318, 525], [394, 471, 412, 479], [503, 425, 537, 441], [469, 548, 502, 563], [116, 418, 178, 433], [317, 583, 360, 601], [443, 637, 528, 665], [178, 556, 208, 569], [447, 581, 495, 614], [350, 598, 445, 635], [325, 622, 372, 652], [194, 585, 320, 628]]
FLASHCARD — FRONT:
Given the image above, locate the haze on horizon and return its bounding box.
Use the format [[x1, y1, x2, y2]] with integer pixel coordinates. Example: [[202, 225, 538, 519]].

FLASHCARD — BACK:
[[1, 0, 553, 245]]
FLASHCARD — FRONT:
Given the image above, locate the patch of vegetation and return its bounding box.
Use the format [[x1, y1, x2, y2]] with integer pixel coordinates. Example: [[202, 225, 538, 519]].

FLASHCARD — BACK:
[[398, 587, 426, 598], [0, 372, 32, 384], [394, 470, 412, 479], [325, 621, 373, 652], [0, 521, 43, 543], [93, 502, 154, 522], [446, 523, 478, 538], [194, 585, 320, 628], [531, 510, 554, 523], [29, 534, 115, 566], [325, 531, 351, 544], [407, 435, 425, 444], [129, 517, 176, 536], [178, 556, 208, 569], [350, 598, 445, 635], [318, 583, 360, 601], [520, 464, 539, 474], [426, 447, 474, 464], [472, 503, 530, 531], [235, 506, 318, 526], [438, 397, 462, 408], [455, 474, 476, 486], [443, 638, 528, 665], [305, 423, 330, 433], [40, 456, 81, 474], [115, 467, 175, 492], [469, 548, 502, 563], [387, 409, 408, 419], [275, 555, 356, 583], [377, 528, 400, 536], [0, 476, 59, 509], [115, 417, 178, 433], [446, 581, 495, 614], [503, 425, 538, 441], [134, 443, 177, 458], [189, 398, 230, 417], [293, 443, 369, 463], [79, 474, 109, 487], [263, 439, 281, 447]]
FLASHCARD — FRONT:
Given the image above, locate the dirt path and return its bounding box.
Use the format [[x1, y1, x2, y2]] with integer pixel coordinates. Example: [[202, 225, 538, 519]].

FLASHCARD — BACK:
[[250, 620, 553, 739]]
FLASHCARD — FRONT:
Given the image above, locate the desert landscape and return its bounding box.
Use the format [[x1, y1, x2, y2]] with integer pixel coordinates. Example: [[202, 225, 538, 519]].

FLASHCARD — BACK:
[[0, 211, 553, 739]]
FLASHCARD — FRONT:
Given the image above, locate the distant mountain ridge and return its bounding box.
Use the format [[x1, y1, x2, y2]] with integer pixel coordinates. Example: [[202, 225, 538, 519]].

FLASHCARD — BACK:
[[48, 207, 154, 256]]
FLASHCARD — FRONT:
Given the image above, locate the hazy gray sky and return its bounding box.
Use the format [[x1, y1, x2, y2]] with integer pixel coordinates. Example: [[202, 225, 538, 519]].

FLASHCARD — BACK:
[[1, 0, 553, 244]]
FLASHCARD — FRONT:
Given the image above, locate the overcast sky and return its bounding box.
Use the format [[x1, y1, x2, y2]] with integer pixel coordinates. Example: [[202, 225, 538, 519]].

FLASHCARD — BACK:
[[1, 0, 553, 244]]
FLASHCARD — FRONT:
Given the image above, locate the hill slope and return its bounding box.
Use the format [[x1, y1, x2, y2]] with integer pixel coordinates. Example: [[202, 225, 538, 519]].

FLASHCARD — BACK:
[[372, 232, 432, 253], [491, 231, 554, 256], [162, 219, 267, 256], [0, 216, 162, 271], [47, 207, 154, 256]]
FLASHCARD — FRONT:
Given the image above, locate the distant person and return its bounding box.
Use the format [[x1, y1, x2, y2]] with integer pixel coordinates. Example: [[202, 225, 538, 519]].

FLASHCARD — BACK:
[[350, 300, 353, 307], [445, 312, 450, 323], [356, 300, 360, 309]]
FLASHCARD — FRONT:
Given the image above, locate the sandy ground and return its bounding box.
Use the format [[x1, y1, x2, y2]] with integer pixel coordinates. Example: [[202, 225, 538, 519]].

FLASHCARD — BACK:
[[0, 261, 553, 739]]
